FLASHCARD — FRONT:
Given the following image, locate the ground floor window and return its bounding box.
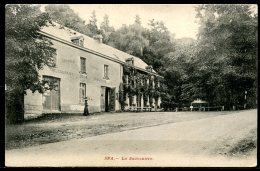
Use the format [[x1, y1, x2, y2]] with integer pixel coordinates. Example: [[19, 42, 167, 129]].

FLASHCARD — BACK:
[[79, 83, 86, 103]]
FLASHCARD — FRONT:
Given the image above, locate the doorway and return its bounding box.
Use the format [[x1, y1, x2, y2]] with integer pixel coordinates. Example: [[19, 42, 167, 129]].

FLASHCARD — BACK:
[[101, 86, 115, 112], [42, 76, 61, 112]]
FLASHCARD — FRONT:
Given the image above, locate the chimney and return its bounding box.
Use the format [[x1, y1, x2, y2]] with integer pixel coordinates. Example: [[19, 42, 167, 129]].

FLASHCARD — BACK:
[[94, 34, 103, 43]]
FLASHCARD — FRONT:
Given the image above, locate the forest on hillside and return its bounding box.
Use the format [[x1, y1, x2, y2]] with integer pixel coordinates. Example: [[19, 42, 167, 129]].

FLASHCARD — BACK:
[[6, 4, 258, 123]]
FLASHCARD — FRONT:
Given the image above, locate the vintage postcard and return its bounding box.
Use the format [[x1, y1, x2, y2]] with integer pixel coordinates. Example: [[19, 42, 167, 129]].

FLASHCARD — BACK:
[[5, 4, 257, 167]]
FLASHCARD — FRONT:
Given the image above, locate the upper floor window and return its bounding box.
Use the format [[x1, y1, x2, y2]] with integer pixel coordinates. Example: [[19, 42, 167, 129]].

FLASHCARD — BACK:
[[52, 49, 57, 67], [71, 36, 84, 47], [80, 57, 86, 74], [48, 49, 57, 67], [104, 65, 109, 79]]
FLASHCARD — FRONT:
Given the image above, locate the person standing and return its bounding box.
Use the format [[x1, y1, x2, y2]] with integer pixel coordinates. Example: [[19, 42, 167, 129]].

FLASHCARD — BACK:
[[83, 97, 89, 116]]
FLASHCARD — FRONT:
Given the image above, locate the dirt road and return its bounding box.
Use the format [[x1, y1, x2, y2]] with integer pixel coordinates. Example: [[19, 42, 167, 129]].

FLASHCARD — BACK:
[[6, 110, 236, 149], [5, 110, 257, 167]]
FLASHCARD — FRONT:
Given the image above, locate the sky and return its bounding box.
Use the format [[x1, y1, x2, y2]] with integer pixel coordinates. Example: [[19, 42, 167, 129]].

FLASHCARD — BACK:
[[42, 4, 200, 39]]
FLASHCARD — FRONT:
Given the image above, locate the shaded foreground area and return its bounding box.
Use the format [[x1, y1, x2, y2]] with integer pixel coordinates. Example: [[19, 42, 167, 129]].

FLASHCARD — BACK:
[[5, 109, 257, 167]]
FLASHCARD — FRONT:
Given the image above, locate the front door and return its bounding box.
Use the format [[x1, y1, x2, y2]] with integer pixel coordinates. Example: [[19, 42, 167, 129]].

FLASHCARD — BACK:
[[101, 87, 116, 112], [42, 76, 61, 112], [105, 87, 110, 112], [109, 88, 116, 111]]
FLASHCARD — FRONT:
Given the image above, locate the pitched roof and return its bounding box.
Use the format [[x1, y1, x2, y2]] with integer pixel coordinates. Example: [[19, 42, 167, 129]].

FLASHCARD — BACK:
[[41, 22, 158, 74]]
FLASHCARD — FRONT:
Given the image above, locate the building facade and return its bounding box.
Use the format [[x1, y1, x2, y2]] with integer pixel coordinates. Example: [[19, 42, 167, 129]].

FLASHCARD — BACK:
[[24, 23, 162, 119]]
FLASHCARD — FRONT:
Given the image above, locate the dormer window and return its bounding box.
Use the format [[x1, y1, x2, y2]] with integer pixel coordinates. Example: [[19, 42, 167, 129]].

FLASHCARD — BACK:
[[126, 57, 134, 66], [71, 36, 84, 47], [145, 65, 153, 72]]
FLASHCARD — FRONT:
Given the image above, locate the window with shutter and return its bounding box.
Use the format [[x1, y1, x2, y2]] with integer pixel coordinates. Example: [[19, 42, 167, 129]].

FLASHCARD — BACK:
[[104, 65, 109, 79], [80, 57, 86, 73]]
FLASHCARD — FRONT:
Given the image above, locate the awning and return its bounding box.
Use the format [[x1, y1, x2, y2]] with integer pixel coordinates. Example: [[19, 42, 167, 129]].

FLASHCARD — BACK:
[[191, 99, 208, 105]]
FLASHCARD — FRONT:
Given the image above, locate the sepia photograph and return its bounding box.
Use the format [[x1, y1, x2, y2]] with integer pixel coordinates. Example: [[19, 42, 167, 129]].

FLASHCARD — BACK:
[[5, 4, 258, 167]]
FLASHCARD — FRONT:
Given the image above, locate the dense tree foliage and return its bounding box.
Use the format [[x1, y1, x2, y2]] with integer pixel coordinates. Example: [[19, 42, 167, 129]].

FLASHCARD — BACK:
[[45, 5, 93, 37], [86, 10, 99, 36], [5, 4, 57, 123], [100, 14, 115, 44], [162, 5, 257, 109], [163, 38, 197, 105], [108, 15, 149, 57], [193, 4, 257, 109], [45, 5, 101, 38], [105, 4, 257, 109]]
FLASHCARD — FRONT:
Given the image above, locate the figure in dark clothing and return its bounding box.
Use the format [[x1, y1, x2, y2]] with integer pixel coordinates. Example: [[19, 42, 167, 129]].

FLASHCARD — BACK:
[[83, 97, 89, 116]]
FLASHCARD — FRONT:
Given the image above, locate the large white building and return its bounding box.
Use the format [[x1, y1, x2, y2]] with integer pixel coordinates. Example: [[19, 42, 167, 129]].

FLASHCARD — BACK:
[[24, 23, 163, 119]]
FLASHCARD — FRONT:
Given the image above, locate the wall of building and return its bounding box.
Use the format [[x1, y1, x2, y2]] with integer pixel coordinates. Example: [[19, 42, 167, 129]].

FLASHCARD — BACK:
[[24, 39, 122, 119]]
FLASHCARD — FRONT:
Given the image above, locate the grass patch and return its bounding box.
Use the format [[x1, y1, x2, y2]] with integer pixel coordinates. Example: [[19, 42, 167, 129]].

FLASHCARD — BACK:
[[24, 113, 83, 123], [228, 129, 257, 157]]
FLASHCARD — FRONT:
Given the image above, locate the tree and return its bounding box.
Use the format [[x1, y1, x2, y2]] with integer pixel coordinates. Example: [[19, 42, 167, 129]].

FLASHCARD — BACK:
[[134, 15, 141, 25], [163, 38, 197, 106], [100, 14, 115, 44], [45, 4, 92, 36], [194, 4, 257, 109], [108, 15, 149, 57], [143, 19, 175, 72], [5, 4, 56, 123], [87, 10, 99, 37]]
